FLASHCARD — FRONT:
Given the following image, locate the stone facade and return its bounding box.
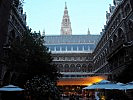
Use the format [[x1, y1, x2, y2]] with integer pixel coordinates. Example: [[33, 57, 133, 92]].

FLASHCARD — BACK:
[[0, 0, 27, 85], [0, 0, 13, 59], [46, 0, 133, 81], [45, 35, 100, 78], [1, 0, 133, 85], [45, 3, 100, 78], [93, 0, 133, 81]]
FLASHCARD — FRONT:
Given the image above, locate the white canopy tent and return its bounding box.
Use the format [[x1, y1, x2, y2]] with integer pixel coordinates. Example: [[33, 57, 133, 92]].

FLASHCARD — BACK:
[[83, 80, 126, 90], [0, 84, 24, 92], [83, 80, 112, 90], [124, 81, 133, 90]]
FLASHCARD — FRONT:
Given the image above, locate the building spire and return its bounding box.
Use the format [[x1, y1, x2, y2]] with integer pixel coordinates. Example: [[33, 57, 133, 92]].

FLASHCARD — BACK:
[[65, 2, 67, 9], [88, 28, 90, 35], [60, 2, 72, 35], [42, 29, 45, 36]]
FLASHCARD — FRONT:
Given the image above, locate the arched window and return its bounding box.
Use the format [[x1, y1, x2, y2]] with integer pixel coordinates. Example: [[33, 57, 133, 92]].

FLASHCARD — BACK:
[[70, 64, 75, 72], [88, 64, 92, 72], [65, 19, 67, 22], [76, 64, 81, 72], [8, 30, 16, 43], [113, 34, 117, 43], [15, 36, 21, 44], [82, 64, 87, 72], [59, 64, 63, 72], [128, 20, 133, 31], [118, 28, 124, 40], [10, 30, 15, 39], [125, 4, 130, 16], [64, 64, 69, 72], [128, 20, 133, 40], [109, 40, 113, 48], [105, 49, 107, 55]]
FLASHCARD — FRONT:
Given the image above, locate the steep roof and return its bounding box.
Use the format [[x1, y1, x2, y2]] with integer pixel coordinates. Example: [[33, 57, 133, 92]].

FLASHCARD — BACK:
[[44, 35, 100, 44]]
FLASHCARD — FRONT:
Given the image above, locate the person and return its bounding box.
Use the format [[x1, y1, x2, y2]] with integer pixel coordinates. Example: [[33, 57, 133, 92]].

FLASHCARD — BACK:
[[86, 93, 90, 99], [95, 92, 100, 100]]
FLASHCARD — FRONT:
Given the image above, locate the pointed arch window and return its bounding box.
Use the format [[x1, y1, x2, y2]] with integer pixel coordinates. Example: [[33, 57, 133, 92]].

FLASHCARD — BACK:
[[128, 20, 133, 31], [76, 64, 81, 72], [70, 64, 75, 72], [109, 40, 113, 48], [118, 28, 124, 40], [125, 4, 131, 16], [82, 64, 87, 72], [64, 64, 69, 72], [59, 64, 63, 72], [113, 34, 117, 43]]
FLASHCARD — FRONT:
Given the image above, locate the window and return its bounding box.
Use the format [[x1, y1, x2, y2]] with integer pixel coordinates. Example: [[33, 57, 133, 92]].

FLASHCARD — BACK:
[[117, 14, 121, 23], [57, 57, 59, 60], [70, 64, 75, 72], [49, 46, 55, 51], [56, 46, 60, 51], [59, 64, 63, 72], [82, 64, 87, 72], [118, 28, 124, 39], [73, 45, 77, 51], [65, 19, 67, 22], [76, 64, 81, 72], [84, 45, 88, 50], [125, 4, 130, 16], [64, 64, 69, 72], [128, 20, 133, 31], [113, 34, 117, 43], [78, 45, 83, 51], [10, 30, 15, 39], [61, 45, 66, 51], [67, 45, 71, 51], [109, 40, 113, 47]]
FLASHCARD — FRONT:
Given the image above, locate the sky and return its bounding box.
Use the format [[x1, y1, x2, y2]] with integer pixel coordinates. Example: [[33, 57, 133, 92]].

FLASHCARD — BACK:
[[23, 0, 113, 35]]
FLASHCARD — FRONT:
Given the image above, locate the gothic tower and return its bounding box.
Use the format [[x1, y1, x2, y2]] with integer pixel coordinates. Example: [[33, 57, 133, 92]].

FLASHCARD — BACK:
[[60, 2, 72, 35]]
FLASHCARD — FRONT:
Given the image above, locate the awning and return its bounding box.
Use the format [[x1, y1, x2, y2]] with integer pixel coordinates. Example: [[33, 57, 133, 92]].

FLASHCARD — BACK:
[[57, 76, 106, 86]]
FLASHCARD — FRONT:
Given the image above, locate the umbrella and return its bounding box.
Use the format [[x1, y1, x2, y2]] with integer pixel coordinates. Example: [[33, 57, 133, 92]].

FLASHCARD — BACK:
[[92, 80, 114, 90], [83, 84, 98, 90], [83, 80, 126, 90], [104, 82, 126, 90], [83, 80, 112, 90], [123, 81, 133, 90], [0, 85, 24, 92]]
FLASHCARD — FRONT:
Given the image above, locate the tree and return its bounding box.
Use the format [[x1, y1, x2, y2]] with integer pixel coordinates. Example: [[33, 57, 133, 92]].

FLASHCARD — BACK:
[[1, 29, 61, 96], [25, 75, 60, 100]]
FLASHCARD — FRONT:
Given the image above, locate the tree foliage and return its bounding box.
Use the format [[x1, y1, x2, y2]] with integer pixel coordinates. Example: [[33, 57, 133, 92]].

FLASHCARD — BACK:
[[25, 75, 60, 100], [1, 29, 60, 90]]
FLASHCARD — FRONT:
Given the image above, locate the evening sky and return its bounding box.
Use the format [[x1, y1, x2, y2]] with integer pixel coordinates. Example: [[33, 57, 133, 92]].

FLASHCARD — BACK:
[[23, 0, 113, 35]]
